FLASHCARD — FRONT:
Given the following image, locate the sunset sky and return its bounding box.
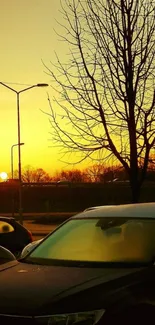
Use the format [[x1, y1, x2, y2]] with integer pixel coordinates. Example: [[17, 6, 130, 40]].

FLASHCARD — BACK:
[[0, 0, 90, 177]]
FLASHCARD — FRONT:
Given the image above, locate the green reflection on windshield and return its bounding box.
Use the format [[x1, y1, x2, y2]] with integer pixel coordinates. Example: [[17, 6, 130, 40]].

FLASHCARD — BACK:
[[28, 218, 155, 264]]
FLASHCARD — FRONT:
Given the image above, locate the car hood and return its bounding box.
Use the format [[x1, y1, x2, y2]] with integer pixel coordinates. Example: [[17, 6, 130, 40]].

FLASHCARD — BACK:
[[0, 260, 144, 316]]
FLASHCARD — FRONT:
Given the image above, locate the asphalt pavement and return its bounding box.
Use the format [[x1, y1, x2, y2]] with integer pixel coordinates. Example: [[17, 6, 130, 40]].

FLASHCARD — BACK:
[[23, 220, 58, 241]]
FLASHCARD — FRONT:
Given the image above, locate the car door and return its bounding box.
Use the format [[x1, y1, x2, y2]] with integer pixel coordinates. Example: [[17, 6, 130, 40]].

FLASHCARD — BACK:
[[0, 220, 15, 253]]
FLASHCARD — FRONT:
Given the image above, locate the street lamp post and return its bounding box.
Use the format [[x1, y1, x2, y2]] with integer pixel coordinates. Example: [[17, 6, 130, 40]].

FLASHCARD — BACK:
[[11, 143, 24, 179], [0, 82, 48, 224]]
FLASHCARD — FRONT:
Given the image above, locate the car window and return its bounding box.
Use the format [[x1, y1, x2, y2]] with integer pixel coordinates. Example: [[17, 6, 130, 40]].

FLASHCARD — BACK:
[[28, 217, 155, 264], [0, 221, 14, 233]]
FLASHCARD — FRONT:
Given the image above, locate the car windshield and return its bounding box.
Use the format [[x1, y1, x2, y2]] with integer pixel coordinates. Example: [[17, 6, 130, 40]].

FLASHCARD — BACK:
[[25, 217, 155, 266]]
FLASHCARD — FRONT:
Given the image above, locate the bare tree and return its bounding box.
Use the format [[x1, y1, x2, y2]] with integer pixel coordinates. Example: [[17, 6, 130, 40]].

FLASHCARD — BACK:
[[57, 169, 90, 182], [85, 164, 107, 182], [45, 0, 155, 202], [21, 166, 51, 183]]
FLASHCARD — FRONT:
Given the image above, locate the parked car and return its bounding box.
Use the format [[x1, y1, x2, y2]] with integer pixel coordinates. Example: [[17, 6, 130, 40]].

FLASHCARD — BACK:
[[1, 203, 155, 323], [0, 216, 33, 257], [20, 238, 43, 258], [21, 207, 115, 258]]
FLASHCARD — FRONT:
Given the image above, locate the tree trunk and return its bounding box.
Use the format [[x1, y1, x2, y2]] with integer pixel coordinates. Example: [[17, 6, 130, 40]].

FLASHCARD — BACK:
[[130, 179, 140, 203]]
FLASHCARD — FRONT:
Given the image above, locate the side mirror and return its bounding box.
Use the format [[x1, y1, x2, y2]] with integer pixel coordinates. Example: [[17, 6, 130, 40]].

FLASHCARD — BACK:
[[20, 238, 43, 258], [0, 246, 16, 264]]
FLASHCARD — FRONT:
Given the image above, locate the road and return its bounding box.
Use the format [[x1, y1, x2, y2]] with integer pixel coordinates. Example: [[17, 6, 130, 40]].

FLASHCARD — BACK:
[[23, 220, 58, 241]]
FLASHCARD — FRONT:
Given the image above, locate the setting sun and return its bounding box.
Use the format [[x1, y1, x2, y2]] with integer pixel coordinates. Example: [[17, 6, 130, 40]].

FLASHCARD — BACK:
[[0, 172, 8, 180]]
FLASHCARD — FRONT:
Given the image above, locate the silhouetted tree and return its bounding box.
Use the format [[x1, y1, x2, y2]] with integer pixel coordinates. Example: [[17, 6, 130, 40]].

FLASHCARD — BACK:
[[85, 164, 125, 182], [56, 169, 90, 182], [21, 165, 51, 183], [85, 164, 106, 182], [46, 0, 155, 202]]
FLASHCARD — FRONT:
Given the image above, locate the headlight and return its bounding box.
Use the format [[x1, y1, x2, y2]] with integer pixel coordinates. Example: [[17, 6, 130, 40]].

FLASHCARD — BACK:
[[36, 309, 105, 325]]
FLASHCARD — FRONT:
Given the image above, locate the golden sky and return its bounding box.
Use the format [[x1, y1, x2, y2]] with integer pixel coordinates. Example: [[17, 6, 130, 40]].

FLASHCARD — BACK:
[[0, 0, 89, 177]]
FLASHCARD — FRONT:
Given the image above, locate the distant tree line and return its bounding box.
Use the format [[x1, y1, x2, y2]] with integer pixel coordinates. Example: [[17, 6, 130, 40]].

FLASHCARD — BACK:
[[12, 159, 155, 184]]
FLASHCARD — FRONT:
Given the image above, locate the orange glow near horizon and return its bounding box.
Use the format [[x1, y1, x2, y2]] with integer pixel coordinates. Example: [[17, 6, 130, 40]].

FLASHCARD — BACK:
[[0, 0, 93, 177]]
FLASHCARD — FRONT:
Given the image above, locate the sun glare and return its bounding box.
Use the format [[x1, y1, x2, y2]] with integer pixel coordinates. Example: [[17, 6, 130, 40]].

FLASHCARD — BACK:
[[0, 172, 8, 180]]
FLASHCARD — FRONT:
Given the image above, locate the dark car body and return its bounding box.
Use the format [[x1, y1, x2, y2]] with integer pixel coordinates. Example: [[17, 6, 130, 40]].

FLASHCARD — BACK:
[[0, 216, 32, 257], [1, 203, 155, 324], [0, 260, 155, 324]]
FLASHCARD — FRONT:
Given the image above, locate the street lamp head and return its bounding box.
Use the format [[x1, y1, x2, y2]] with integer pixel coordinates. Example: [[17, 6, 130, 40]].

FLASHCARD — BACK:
[[36, 83, 49, 87], [20, 142, 25, 146]]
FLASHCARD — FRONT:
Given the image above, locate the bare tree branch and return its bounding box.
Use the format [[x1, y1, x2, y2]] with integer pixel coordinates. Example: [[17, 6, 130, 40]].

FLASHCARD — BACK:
[[44, 0, 155, 202]]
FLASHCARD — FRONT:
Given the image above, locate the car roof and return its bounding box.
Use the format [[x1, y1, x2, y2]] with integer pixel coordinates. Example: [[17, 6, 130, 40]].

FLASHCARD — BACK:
[[73, 202, 155, 219], [0, 216, 15, 221], [84, 205, 114, 211]]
